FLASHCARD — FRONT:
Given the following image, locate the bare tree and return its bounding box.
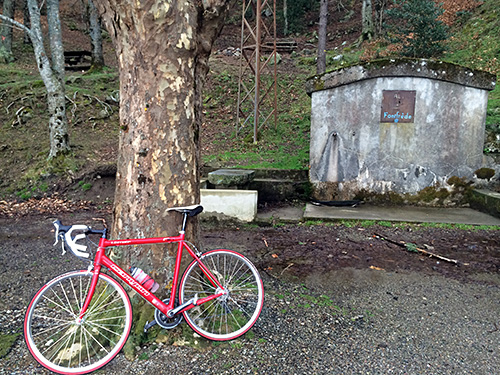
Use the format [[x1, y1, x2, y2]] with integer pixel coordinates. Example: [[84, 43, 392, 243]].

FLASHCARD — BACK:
[[374, 0, 387, 36], [0, 0, 70, 159], [23, 0, 31, 44], [358, 0, 374, 44], [283, 0, 288, 35], [0, 0, 15, 63], [47, 0, 65, 83], [317, 0, 328, 74], [87, 0, 104, 69]]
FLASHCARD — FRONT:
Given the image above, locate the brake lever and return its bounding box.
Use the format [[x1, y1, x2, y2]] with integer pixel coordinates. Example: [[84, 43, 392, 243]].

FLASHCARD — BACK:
[[53, 220, 66, 255], [53, 220, 60, 246], [60, 238, 66, 255]]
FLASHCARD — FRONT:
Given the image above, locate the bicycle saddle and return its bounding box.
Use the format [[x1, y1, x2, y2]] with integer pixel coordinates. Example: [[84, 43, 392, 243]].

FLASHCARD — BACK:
[[166, 205, 204, 217]]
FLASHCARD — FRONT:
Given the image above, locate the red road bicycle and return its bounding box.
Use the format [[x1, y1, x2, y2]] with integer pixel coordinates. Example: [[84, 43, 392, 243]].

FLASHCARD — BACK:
[[24, 205, 264, 374]]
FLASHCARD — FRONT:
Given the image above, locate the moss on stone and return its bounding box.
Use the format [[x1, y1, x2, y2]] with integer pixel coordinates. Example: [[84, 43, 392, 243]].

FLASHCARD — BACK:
[[474, 167, 495, 180]]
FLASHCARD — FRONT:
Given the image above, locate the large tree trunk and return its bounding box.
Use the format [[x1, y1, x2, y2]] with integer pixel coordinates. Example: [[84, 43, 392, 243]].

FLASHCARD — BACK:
[[0, 0, 15, 63], [95, 0, 230, 352], [317, 0, 328, 74], [96, 0, 229, 304], [87, 0, 104, 69]]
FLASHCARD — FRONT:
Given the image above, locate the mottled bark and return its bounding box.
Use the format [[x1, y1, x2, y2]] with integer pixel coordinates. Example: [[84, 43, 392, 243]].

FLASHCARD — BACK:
[[27, 0, 70, 158], [0, 0, 70, 159], [0, 0, 15, 62], [317, 0, 328, 75], [87, 0, 104, 68], [47, 0, 65, 84], [95, 0, 231, 284]]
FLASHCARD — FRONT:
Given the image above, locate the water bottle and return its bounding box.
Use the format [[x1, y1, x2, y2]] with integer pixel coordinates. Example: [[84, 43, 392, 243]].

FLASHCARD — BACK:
[[129, 267, 159, 293]]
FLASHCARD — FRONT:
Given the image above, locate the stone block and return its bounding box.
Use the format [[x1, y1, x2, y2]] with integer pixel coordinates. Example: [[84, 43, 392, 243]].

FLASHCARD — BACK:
[[207, 169, 255, 187], [200, 189, 258, 222]]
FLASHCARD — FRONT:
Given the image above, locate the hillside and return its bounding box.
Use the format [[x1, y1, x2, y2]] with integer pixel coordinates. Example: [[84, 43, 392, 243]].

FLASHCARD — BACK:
[[0, 0, 499, 200]]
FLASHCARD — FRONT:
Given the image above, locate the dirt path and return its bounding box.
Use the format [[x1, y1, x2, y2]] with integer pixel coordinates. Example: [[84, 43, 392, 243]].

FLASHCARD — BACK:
[[0, 210, 499, 374]]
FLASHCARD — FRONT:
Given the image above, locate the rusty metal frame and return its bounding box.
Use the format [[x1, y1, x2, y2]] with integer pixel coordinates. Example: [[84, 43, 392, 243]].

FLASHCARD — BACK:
[[236, 0, 277, 143]]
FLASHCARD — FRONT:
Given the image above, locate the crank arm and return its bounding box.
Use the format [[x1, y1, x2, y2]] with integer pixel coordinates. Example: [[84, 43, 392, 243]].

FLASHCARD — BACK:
[[167, 294, 198, 318], [144, 320, 157, 332]]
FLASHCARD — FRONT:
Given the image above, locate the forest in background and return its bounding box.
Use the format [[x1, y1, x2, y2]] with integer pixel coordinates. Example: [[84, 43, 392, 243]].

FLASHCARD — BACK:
[[0, 0, 499, 200]]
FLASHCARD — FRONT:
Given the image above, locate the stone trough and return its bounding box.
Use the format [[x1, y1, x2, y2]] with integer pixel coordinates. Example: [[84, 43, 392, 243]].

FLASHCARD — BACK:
[[200, 169, 258, 222]]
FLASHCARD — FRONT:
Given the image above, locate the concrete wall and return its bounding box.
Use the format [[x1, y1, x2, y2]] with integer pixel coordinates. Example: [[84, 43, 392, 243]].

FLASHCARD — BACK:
[[307, 59, 496, 199]]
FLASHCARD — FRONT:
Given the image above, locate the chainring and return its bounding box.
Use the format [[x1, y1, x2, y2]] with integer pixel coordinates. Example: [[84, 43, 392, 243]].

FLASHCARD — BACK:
[[155, 298, 183, 329]]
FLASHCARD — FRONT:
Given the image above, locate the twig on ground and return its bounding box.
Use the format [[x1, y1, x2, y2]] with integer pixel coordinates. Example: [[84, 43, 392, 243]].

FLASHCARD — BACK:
[[84, 94, 113, 119], [66, 92, 78, 121], [281, 263, 294, 275], [15, 106, 26, 126], [373, 233, 463, 265]]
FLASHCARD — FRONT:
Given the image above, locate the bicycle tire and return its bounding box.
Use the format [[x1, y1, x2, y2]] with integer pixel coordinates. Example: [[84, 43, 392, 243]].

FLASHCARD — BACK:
[[179, 249, 264, 340], [24, 270, 132, 374]]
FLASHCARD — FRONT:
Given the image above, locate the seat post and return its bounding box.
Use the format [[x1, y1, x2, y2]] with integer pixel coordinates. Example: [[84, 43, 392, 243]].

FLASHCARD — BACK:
[[181, 212, 188, 232]]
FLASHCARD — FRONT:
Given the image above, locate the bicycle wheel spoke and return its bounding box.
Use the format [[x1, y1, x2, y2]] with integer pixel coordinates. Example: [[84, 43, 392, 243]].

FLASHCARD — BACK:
[[25, 271, 132, 374], [41, 294, 76, 318], [180, 250, 263, 340]]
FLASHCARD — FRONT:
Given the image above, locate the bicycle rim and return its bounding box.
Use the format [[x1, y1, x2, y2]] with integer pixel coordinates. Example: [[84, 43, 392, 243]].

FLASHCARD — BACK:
[[180, 250, 264, 340], [24, 271, 132, 374]]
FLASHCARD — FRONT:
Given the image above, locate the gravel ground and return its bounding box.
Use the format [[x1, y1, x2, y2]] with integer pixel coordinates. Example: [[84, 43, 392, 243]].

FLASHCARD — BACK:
[[0, 211, 499, 374], [2, 270, 499, 374]]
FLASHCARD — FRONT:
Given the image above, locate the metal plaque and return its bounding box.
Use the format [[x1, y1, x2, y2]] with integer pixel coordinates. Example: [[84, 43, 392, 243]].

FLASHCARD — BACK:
[[380, 90, 416, 123]]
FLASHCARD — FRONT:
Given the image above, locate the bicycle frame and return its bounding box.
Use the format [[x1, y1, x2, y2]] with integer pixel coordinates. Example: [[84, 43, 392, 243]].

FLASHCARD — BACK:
[[77, 231, 226, 321]]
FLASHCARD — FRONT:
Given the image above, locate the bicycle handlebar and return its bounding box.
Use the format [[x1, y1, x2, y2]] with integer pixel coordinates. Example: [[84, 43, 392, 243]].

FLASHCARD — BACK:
[[53, 220, 106, 259]]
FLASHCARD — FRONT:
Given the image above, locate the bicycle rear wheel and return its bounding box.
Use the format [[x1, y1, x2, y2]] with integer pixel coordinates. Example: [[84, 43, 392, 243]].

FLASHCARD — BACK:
[[180, 249, 264, 340], [24, 270, 132, 374]]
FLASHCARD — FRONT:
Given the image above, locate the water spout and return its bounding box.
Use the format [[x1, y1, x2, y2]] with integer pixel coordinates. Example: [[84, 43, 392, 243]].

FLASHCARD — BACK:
[[314, 131, 341, 182]]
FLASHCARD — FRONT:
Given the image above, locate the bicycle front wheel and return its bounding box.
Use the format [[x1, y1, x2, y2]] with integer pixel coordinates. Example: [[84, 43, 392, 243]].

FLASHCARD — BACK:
[[180, 249, 264, 340], [24, 270, 132, 374]]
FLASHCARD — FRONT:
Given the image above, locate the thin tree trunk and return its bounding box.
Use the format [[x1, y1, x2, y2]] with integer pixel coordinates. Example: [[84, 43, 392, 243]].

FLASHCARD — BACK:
[[374, 0, 386, 36], [27, 0, 70, 159], [88, 0, 104, 68], [47, 0, 65, 84], [359, 0, 374, 43], [283, 0, 288, 35], [0, 0, 70, 159], [23, 0, 31, 44], [0, 0, 15, 62], [317, 0, 328, 74]]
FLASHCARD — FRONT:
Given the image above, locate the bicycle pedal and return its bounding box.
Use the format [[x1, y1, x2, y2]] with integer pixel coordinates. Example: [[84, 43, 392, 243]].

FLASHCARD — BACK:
[[144, 320, 157, 332]]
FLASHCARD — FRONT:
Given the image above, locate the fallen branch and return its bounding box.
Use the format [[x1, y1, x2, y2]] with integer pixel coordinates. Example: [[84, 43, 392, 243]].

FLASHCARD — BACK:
[[66, 92, 78, 121], [281, 263, 294, 275], [15, 106, 26, 126], [373, 233, 462, 265], [84, 94, 113, 119]]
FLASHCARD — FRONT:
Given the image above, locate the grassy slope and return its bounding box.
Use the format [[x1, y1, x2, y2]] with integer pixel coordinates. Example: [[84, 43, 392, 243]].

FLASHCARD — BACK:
[[443, 0, 500, 130], [0, 0, 499, 199]]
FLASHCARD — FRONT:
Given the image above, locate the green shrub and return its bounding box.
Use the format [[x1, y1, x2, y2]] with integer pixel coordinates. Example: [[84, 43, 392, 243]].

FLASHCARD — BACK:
[[384, 0, 450, 58]]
